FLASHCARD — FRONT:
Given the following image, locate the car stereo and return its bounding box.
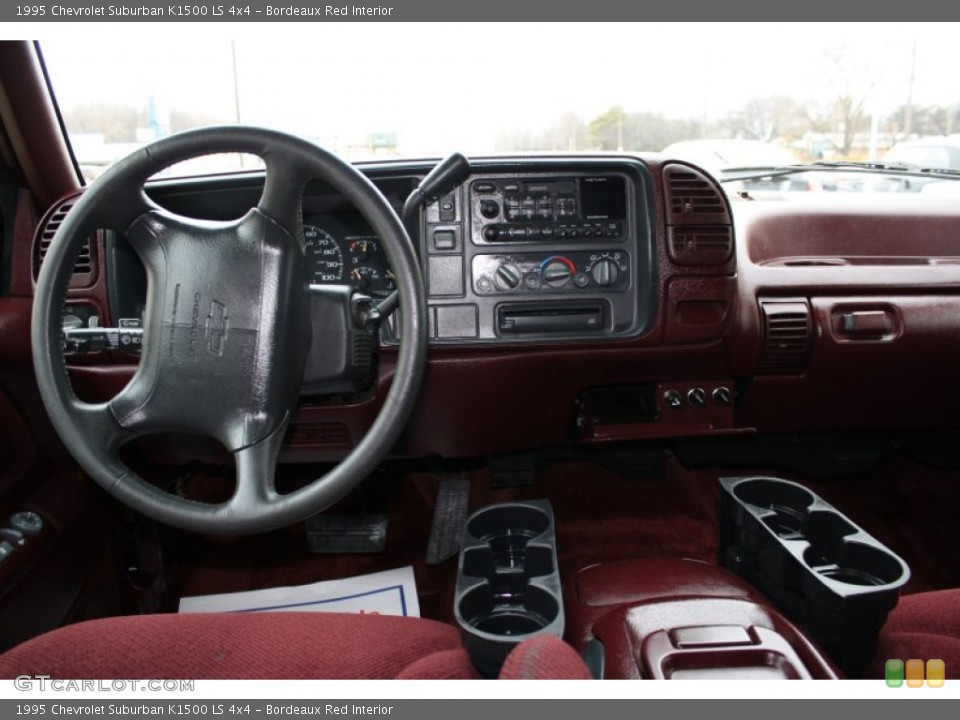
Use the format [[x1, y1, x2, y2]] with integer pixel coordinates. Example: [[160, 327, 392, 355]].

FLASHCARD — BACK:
[[470, 176, 627, 244]]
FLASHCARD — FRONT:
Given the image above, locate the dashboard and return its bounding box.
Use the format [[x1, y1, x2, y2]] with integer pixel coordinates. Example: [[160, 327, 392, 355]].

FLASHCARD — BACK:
[[37, 153, 960, 463]]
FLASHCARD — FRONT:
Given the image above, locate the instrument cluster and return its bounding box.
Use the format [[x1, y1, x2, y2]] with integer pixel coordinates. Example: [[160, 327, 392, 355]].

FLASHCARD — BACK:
[[303, 214, 396, 297]]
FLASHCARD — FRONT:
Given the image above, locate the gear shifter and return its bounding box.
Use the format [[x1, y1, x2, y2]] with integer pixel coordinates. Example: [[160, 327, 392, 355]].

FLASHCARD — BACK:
[[373, 152, 471, 320]]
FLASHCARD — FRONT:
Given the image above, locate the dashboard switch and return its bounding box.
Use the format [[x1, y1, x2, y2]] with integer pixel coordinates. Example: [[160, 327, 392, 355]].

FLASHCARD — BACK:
[[664, 390, 682, 409], [9, 511, 43, 536], [687, 388, 707, 407], [433, 230, 456, 251], [0, 528, 26, 548], [439, 193, 456, 222], [712, 386, 732, 406]]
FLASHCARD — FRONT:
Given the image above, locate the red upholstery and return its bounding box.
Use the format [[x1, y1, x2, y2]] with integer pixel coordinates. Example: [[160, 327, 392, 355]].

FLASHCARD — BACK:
[[867, 589, 960, 679], [499, 635, 592, 680], [0, 612, 480, 679]]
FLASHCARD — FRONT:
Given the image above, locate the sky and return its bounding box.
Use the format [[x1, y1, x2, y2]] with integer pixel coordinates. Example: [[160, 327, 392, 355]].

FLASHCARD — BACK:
[[26, 22, 960, 159]]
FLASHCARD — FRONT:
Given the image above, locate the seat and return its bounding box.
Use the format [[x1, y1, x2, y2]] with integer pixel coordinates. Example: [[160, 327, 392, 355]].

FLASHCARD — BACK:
[[0, 611, 590, 680], [868, 589, 960, 679]]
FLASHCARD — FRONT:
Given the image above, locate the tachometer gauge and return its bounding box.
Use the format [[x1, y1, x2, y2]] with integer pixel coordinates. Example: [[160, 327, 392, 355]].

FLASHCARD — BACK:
[[303, 225, 344, 283]]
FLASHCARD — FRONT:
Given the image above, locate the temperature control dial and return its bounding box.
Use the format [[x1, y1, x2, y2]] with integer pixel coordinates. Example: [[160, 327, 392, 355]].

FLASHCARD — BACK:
[[540, 256, 576, 288]]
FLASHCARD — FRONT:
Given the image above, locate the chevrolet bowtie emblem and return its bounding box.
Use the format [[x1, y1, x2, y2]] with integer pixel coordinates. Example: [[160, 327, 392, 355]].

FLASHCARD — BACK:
[[205, 300, 228, 356]]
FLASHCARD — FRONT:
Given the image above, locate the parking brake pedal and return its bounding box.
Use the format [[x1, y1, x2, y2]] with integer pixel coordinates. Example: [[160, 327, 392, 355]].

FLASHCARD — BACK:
[[426, 477, 471, 565]]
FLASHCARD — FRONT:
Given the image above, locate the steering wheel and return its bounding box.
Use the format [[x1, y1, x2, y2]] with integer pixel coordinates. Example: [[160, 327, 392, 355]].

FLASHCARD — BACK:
[[32, 127, 428, 534]]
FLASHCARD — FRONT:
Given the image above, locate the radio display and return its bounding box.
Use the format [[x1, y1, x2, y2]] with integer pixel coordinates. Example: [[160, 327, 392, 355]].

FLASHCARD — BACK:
[[580, 176, 626, 220]]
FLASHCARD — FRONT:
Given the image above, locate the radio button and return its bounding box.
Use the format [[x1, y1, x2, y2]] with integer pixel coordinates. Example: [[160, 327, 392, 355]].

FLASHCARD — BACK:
[[480, 200, 500, 219], [483, 226, 501, 241]]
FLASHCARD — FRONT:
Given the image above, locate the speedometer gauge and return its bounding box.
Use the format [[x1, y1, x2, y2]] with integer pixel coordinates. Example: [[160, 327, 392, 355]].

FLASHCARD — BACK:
[[303, 225, 344, 283]]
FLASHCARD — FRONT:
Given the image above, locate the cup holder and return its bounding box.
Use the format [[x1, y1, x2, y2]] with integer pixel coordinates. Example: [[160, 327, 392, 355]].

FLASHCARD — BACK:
[[733, 479, 815, 540], [462, 544, 555, 581], [804, 542, 907, 588], [454, 500, 563, 677], [459, 585, 560, 636], [467, 504, 551, 541], [802, 511, 858, 558], [719, 476, 910, 677]]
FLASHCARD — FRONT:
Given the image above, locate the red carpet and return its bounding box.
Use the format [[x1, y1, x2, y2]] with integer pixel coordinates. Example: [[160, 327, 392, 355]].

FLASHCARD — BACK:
[[166, 452, 959, 624]]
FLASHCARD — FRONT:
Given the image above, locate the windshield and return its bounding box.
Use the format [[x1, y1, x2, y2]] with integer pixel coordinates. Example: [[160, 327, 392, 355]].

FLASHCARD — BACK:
[[39, 24, 960, 185]]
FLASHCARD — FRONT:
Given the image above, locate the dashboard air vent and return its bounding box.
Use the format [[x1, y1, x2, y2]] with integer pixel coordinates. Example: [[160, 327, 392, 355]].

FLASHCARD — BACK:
[[663, 163, 731, 225], [758, 300, 813, 374], [35, 198, 95, 281], [668, 226, 734, 266], [285, 422, 351, 448]]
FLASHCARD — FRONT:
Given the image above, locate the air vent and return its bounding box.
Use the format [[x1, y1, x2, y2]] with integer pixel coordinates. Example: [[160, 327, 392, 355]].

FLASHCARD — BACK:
[[668, 226, 734, 266], [663, 163, 731, 225], [285, 422, 351, 448], [758, 300, 813, 374], [35, 197, 96, 282]]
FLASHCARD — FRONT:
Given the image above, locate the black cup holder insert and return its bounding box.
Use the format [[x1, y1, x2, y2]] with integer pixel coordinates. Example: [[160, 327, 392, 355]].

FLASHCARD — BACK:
[[454, 500, 563, 677], [719, 476, 910, 677]]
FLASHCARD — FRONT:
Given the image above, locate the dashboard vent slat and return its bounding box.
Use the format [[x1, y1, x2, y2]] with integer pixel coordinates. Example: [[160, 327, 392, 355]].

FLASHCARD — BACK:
[[285, 422, 351, 448], [36, 198, 96, 282], [758, 300, 813, 374], [668, 226, 734, 266], [662, 164, 732, 225]]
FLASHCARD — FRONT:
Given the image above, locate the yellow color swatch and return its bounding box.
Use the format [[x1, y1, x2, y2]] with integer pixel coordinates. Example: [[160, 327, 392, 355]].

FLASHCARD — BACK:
[[926, 659, 945, 688]]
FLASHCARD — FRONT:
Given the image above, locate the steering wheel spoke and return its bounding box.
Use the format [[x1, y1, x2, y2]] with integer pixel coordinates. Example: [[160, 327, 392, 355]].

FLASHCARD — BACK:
[[259, 148, 313, 232], [68, 397, 136, 455], [229, 416, 288, 520]]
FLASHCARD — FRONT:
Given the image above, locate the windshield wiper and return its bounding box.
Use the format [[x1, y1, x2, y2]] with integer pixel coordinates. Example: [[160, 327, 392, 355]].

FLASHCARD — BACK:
[[718, 161, 960, 183]]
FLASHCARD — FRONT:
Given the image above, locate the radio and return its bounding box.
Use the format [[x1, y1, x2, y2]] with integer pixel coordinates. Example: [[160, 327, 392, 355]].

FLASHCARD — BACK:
[[470, 175, 628, 244]]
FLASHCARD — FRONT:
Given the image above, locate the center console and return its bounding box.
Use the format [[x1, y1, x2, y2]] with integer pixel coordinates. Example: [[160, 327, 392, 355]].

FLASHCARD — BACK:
[[456, 478, 909, 679], [419, 160, 656, 343]]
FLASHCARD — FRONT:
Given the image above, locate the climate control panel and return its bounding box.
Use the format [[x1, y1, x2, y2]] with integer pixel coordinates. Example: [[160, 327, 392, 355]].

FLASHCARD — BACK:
[[472, 251, 630, 295]]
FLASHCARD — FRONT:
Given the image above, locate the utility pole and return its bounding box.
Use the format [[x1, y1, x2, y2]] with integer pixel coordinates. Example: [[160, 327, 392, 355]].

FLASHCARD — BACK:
[[231, 40, 244, 168], [903, 40, 918, 140]]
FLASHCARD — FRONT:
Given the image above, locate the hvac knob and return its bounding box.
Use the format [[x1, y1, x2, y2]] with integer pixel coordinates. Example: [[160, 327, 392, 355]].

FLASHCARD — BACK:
[[541, 259, 573, 288], [590, 259, 619, 287], [494, 264, 522, 291]]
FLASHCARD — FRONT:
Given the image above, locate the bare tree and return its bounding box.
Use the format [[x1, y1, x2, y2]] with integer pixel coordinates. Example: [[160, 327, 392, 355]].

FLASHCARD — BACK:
[[804, 46, 875, 156], [720, 96, 809, 142]]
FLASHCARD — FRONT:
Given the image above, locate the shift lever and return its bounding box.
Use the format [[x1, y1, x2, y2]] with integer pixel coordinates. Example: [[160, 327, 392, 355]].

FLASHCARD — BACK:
[[374, 152, 470, 320]]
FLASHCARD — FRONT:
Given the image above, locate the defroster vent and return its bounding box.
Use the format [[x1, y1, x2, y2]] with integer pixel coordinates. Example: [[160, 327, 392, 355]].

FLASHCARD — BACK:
[[758, 299, 813, 374]]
